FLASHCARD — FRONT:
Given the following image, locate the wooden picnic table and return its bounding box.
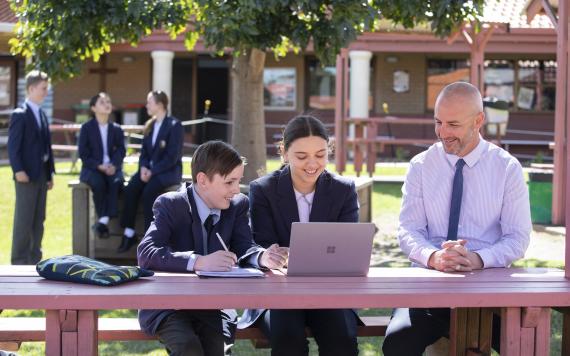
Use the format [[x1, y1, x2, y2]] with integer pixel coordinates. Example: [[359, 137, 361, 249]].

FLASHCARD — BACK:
[[0, 266, 568, 355]]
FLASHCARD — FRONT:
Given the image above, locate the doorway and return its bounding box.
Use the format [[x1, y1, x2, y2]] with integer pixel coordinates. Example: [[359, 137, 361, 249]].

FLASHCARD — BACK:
[[196, 57, 229, 143]]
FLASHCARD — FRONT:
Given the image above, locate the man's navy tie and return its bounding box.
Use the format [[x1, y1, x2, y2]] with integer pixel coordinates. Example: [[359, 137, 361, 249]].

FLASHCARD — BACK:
[[203, 214, 215, 255], [447, 159, 466, 241]]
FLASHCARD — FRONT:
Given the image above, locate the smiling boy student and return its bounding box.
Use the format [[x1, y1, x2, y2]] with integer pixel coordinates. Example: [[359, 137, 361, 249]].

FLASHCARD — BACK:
[[137, 140, 288, 356]]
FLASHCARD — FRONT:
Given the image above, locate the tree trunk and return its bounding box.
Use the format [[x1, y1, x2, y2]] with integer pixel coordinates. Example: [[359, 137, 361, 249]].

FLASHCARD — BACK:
[[231, 48, 267, 183]]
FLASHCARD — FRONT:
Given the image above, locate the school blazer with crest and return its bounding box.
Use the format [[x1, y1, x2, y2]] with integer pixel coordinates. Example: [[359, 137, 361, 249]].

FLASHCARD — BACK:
[[137, 182, 265, 335], [78, 118, 126, 182], [238, 165, 359, 329], [139, 116, 183, 186], [8, 103, 55, 181]]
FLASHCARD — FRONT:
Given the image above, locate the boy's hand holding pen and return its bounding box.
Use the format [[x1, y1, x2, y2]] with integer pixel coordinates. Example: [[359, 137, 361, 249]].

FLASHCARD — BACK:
[[194, 233, 237, 272]]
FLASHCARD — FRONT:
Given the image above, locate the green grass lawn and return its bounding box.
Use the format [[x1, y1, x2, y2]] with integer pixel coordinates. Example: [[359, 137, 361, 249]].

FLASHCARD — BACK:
[[0, 160, 563, 355], [0, 159, 405, 265]]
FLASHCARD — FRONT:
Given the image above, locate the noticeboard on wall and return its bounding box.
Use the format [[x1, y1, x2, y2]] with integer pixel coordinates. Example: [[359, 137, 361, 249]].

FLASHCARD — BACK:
[[264, 68, 296, 110], [393, 70, 410, 93]]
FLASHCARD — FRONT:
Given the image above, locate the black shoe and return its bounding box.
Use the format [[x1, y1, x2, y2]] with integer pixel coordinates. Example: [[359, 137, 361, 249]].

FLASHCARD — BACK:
[[92, 222, 110, 239], [117, 235, 137, 253]]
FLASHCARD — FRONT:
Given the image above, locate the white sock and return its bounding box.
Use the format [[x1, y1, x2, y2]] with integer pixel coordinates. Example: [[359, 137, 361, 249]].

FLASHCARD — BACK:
[[98, 216, 109, 225], [124, 228, 135, 238]]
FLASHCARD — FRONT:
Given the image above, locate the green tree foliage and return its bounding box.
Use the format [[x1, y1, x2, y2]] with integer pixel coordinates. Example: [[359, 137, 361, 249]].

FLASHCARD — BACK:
[[10, 0, 483, 83], [10, 0, 192, 81], [10, 0, 483, 180]]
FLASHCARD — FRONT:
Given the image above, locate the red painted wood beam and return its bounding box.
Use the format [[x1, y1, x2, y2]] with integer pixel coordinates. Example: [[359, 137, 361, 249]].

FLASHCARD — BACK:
[[562, 0, 570, 278], [527, 0, 546, 24], [554, 0, 567, 229], [334, 49, 348, 175], [542, 0, 559, 29]]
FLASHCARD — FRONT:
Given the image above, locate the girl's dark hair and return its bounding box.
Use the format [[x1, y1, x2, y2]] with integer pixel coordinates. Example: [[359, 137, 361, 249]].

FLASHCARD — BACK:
[[280, 115, 330, 154], [89, 92, 110, 120], [144, 90, 170, 136]]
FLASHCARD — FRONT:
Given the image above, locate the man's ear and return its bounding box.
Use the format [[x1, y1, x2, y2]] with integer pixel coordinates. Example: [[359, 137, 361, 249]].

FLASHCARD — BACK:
[[475, 111, 485, 130]]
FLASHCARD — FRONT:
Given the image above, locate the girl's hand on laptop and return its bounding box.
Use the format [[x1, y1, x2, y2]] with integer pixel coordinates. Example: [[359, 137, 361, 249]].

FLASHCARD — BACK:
[[260, 244, 289, 269], [195, 250, 237, 271]]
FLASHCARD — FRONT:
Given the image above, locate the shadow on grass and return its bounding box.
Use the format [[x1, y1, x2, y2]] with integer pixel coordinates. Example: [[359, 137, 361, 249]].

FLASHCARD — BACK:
[[532, 224, 566, 236], [371, 240, 409, 268]]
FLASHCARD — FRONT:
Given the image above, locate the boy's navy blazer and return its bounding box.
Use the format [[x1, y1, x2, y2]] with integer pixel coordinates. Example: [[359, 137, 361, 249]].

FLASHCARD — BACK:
[[78, 118, 126, 182], [7, 103, 55, 180], [138, 116, 183, 186], [238, 165, 359, 329], [137, 182, 264, 335]]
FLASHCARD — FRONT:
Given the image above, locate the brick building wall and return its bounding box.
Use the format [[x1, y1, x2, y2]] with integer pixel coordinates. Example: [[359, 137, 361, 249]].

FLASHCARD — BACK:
[[374, 53, 426, 115], [53, 53, 151, 121]]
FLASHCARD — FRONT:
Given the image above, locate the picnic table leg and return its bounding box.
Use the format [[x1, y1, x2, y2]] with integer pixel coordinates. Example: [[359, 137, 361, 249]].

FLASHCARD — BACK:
[[45, 309, 98, 356], [477, 308, 494, 355], [448, 307, 467, 356], [532, 307, 550, 356], [500, 307, 550, 356], [501, 307, 521, 356], [448, 308, 491, 356]]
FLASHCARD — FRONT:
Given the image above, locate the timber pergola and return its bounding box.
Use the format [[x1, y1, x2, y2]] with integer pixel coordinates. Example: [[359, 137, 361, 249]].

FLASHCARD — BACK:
[[527, 0, 566, 228], [335, 3, 569, 274], [334, 21, 556, 174], [525, 0, 569, 278]]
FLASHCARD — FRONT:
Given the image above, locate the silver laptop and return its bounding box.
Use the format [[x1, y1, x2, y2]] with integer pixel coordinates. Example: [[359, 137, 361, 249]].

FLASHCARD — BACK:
[[287, 222, 376, 276]]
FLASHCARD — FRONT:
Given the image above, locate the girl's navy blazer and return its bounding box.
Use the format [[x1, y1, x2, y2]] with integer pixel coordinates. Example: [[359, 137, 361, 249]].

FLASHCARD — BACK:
[[78, 118, 126, 181]]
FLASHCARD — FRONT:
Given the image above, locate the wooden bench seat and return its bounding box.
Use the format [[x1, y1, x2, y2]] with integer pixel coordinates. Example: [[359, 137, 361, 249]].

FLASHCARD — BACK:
[[0, 316, 389, 350]]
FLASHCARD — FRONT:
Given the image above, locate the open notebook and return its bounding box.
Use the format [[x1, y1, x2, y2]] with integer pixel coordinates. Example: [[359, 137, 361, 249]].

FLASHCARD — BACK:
[[195, 266, 265, 278]]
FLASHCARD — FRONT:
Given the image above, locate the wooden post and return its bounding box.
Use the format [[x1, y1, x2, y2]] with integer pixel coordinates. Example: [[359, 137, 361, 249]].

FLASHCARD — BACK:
[[366, 121, 377, 176], [71, 182, 90, 257], [470, 41, 485, 93], [555, 0, 568, 226], [45, 309, 98, 356], [561, 0, 570, 279], [335, 49, 348, 174], [463, 23, 495, 93], [354, 123, 364, 177], [500, 307, 521, 356]]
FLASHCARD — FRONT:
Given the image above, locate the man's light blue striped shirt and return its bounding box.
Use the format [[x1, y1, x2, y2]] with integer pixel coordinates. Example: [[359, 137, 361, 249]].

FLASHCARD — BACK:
[[398, 138, 531, 268]]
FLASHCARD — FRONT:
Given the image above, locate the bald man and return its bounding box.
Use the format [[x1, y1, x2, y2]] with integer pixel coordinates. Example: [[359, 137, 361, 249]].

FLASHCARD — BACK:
[[382, 82, 531, 355]]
